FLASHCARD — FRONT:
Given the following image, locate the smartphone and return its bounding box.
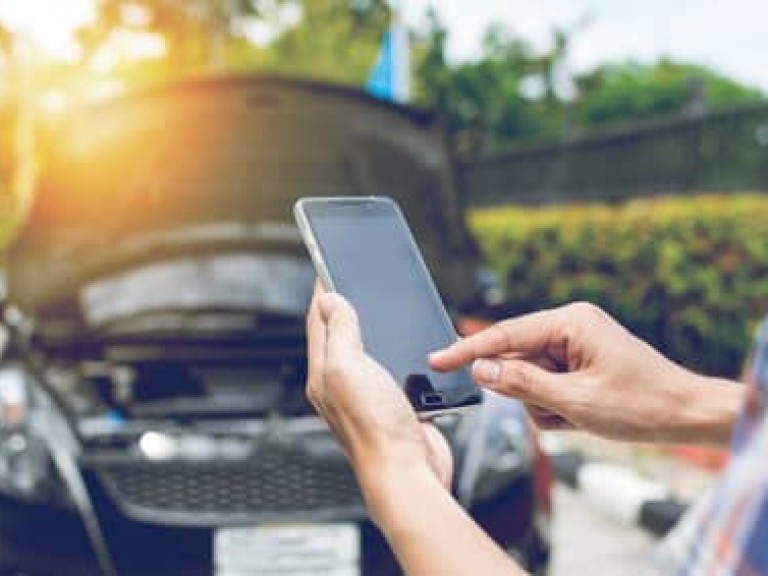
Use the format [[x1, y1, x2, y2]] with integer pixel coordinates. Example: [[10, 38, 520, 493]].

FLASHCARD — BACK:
[[294, 196, 482, 417]]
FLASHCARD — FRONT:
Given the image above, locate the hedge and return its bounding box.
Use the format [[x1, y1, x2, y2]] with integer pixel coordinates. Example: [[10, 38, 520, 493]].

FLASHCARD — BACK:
[[469, 194, 768, 377]]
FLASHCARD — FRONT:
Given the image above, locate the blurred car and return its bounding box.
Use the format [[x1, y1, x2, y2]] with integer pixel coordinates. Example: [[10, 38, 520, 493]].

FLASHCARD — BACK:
[[0, 76, 551, 576]]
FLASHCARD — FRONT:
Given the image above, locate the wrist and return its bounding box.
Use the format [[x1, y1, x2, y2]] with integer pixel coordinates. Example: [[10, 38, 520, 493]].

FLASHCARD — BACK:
[[353, 454, 528, 576], [354, 455, 440, 529], [675, 373, 745, 445]]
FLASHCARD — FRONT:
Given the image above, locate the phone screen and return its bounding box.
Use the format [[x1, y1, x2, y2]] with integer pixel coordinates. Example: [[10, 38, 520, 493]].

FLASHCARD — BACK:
[[299, 198, 481, 413]]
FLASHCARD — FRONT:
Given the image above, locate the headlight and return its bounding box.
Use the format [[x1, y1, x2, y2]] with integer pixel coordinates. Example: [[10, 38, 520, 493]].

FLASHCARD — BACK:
[[457, 392, 533, 505], [0, 366, 73, 507]]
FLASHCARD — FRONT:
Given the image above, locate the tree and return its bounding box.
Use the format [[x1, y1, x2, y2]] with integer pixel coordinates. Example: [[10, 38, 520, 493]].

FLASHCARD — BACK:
[[80, 0, 277, 70], [413, 11, 568, 155], [238, 0, 389, 84], [77, 0, 389, 85], [574, 60, 766, 127]]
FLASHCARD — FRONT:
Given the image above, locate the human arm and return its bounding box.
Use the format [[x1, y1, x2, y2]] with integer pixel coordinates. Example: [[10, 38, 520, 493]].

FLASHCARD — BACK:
[[306, 290, 525, 576], [430, 302, 744, 446], [363, 465, 525, 576]]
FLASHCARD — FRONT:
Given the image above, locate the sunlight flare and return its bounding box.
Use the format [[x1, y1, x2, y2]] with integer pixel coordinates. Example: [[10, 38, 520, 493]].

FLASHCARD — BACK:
[[0, 0, 94, 60]]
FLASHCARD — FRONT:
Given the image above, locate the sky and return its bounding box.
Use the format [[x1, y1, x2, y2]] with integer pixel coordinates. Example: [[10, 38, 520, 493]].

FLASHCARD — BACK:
[[0, 0, 765, 92], [403, 0, 768, 91]]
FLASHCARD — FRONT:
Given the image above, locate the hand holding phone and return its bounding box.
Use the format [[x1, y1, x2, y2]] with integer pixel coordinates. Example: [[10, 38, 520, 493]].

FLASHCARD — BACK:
[[294, 196, 481, 416]]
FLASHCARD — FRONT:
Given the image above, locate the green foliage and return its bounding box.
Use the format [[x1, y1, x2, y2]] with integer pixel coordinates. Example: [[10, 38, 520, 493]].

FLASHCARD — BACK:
[[233, 0, 390, 84], [470, 195, 768, 377], [575, 60, 765, 127], [414, 17, 766, 153], [71, 5, 768, 150], [81, 0, 278, 64], [80, 0, 390, 84], [413, 12, 567, 155]]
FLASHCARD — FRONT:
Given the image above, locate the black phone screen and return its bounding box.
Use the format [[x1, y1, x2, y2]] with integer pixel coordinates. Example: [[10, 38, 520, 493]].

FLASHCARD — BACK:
[[302, 198, 480, 413]]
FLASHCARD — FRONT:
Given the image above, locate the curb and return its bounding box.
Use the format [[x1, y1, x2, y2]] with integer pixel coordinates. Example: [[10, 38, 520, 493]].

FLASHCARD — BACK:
[[543, 439, 689, 537]]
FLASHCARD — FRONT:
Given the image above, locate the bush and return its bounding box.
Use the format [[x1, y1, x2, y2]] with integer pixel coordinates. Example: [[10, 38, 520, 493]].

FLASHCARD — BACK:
[[469, 194, 768, 377]]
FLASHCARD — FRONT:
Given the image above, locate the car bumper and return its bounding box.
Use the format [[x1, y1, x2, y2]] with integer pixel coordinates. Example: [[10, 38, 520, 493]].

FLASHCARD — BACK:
[[0, 492, 399, 576], [0, 477, 545, 576]]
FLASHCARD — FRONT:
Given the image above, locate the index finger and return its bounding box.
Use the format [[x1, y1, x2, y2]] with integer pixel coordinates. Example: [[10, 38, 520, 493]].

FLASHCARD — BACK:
[[430, 308, 568, 371], [318, 292, 364, 363], [306, 282, 328, 390]]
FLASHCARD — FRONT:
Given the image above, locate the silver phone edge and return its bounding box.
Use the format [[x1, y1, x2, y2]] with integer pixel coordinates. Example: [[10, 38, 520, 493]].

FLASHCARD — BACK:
[[417, 402, 481, 421], [293, 198, 337, 293], [293, 196, 481, 416]]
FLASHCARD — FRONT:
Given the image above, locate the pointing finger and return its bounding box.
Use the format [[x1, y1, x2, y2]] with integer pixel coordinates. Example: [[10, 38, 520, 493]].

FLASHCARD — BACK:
[[472, 357, 577, 414], [430, 307, 572, 371]]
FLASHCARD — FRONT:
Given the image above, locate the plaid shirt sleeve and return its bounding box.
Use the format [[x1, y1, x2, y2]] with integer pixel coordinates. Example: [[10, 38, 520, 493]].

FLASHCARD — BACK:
[[650, 317, 768, 576]]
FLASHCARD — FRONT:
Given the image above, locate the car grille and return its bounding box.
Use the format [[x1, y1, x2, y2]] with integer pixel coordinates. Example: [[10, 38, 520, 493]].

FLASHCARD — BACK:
[[82, 443, 366, 526]]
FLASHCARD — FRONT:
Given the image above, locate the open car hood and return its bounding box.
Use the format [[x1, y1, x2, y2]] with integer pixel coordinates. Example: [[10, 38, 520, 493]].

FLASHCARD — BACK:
[[7, 76, 480, 315]]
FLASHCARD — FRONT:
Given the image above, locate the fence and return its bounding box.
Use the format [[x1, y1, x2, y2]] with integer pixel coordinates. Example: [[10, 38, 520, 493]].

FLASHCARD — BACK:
[[459, 102, 768, 206]]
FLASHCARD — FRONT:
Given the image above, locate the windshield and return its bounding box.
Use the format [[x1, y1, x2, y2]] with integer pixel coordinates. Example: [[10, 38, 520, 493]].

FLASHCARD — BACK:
[[80, 254, 315, 328]]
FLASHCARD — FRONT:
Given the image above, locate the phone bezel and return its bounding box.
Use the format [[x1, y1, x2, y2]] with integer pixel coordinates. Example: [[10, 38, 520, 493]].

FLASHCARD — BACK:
[[294, 196, 482, 418]]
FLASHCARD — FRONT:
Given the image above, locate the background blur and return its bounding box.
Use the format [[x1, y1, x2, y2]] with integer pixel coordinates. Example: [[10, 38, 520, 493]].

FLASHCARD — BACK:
[[0, 0, 766, 377]]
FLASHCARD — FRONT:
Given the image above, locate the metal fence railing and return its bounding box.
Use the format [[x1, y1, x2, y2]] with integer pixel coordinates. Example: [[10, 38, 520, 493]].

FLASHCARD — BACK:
[[459, 102, 768, 206]]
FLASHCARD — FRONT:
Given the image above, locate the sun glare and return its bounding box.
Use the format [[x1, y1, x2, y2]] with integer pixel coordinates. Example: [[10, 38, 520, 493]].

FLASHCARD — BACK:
[[0, 0, 94, 60]]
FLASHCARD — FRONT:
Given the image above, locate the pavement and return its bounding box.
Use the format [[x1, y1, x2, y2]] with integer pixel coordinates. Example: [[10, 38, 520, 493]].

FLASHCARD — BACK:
[[551, 484, 657, 576], [542, 431, 721, 536], [546, 432, 719, 502], [546, 431, 722, 574]]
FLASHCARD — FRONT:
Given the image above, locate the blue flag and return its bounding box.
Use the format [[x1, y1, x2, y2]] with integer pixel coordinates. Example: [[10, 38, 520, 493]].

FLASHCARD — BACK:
[[367, 19, 410, 103]]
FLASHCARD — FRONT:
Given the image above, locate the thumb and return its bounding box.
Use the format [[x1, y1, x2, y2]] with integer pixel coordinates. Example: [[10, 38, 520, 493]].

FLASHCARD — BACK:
[[318, 293, 365, 361], [472, 357, 575, 412]]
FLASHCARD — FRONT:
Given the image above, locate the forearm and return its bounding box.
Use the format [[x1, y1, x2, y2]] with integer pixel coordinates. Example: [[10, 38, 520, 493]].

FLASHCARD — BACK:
[[361, 464, 526, 576], [671, 373, 745, 446]]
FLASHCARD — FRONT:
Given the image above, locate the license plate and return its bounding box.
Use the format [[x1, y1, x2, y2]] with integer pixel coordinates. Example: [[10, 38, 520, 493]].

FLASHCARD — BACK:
[[215, 524, 360, 576]]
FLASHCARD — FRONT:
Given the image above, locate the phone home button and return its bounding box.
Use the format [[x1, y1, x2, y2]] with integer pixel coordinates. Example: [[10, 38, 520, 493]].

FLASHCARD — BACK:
[[420, 391, 445, 408]]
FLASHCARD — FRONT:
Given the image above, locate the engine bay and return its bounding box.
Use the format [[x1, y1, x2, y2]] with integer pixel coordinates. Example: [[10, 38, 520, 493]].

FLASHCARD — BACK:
[[41, 353, 314, 427]]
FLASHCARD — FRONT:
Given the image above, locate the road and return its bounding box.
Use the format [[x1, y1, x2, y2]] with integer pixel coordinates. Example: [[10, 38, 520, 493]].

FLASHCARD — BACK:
[[550, 485, 657, 576]]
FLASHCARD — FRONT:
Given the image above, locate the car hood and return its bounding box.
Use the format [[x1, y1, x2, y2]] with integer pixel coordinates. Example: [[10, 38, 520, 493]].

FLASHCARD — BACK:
[[6, 76, 480, 316]]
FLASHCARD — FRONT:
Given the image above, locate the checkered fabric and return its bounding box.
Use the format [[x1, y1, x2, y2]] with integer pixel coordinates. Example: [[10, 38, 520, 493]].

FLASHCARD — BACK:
[[651, 317, 768, 575]]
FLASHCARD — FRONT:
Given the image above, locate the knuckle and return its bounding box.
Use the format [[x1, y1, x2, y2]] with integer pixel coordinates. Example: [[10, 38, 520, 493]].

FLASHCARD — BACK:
[[562, 302, 608, 338], [459, 338, 483, 362], [486, 323, 513, 353], [501, 362, 533, 396], [566, 301, 603, 320]]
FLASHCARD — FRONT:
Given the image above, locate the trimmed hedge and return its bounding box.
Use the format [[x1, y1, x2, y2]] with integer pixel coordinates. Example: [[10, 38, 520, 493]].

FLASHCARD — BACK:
[[469, 194, 768, 377]]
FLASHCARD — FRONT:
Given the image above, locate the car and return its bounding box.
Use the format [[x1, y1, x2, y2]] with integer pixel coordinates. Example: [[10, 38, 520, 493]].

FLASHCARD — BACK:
[[0, 76, 551, 576]]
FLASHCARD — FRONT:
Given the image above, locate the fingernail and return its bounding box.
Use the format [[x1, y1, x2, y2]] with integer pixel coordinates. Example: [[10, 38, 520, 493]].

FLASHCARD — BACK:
[[473, 359, 501, 383], [428, 350, 445, 362]]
